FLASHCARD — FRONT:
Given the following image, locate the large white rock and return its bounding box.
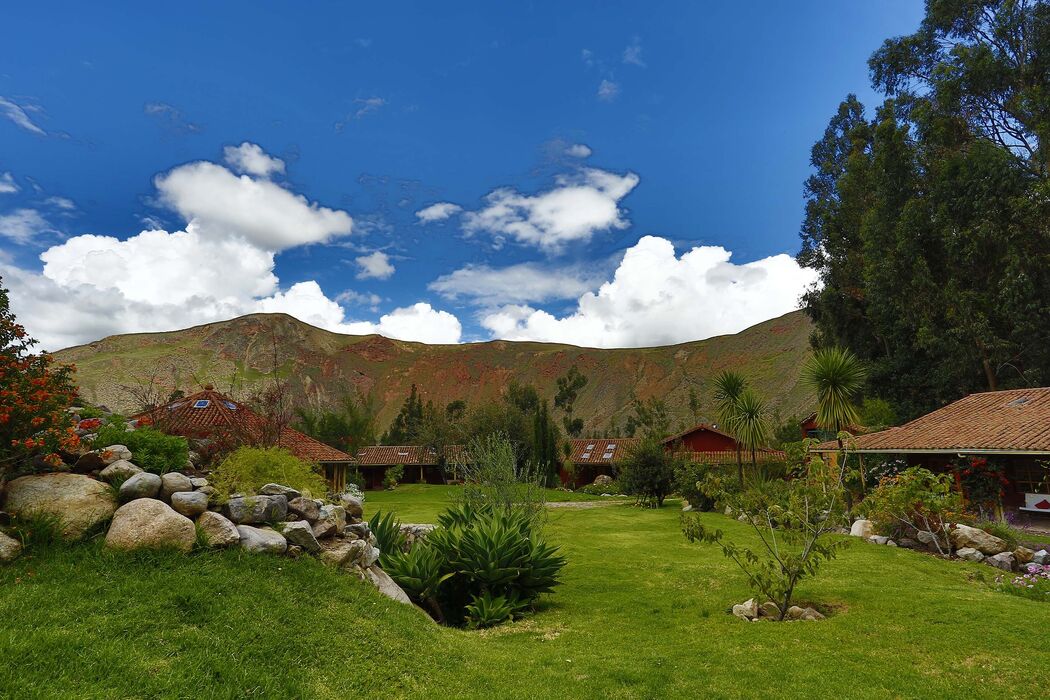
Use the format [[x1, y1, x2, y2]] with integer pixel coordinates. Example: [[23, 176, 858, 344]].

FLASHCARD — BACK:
[[281, 520, 320, 553], [197, 511, 240, 547], [0, 531, 22, 563], [731, 598, 759, 621], [849, 519, 875, 538], [98, 460, 142, 483], [170, 491, 209, 518], [364, 565, 413, 605], [950, 524, 1008, 555], [159, 472, 193, 502], [3, 473, 116, 540], [119, 472, 161, 501], [236, 525, 287, 554], [105, 499, 195, 552]]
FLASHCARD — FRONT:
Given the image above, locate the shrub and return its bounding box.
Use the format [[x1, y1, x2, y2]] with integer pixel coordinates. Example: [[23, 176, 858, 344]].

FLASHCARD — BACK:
[[385, 505, 566, 628], [619, 436, 679, 507], [383, 464, 405, 490], [210, 447, 328, 500], [861, 467, 963, 554], [674, 461, 715, 511], [368, 510, 406, 566], [954, 457, 1009, 518], [454, 433, 548, 524], [93, 419, 188, 474], [577, 480, 623, 496]]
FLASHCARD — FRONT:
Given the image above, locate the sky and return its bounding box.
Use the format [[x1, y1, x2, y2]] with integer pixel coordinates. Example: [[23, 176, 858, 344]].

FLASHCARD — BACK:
[[0, 1, 925, 351]]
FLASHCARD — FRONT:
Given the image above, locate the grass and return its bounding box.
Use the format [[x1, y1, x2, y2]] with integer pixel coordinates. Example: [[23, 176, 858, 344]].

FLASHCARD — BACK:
[[2, 485, 1050, 698]]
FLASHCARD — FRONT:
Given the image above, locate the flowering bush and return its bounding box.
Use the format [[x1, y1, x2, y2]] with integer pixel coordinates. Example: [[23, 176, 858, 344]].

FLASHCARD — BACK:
[[861, 467, 964, 554], [996, 563, 1050, 603], [0, 277, 79, 475], [954, 457, 1009, 517]]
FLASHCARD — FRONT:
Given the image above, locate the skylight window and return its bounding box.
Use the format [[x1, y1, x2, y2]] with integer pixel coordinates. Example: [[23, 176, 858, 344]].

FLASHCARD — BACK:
[[224, 401, 237, 410], [168, 402, 183, 410], [193, 399, 210, 409], [586, 443, 595, 449], [1007, 397, 1030, 407], [581, 452, 592, 460], [397, 451, 409, 456]]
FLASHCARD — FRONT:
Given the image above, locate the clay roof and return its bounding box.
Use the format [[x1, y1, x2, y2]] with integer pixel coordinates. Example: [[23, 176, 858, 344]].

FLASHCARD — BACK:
[[566, 438, 638, 465], [132, 389, 352, 463], [661, 423, 736, 445], [354, 445, 464, 467], [811, 388, 1050, 454]]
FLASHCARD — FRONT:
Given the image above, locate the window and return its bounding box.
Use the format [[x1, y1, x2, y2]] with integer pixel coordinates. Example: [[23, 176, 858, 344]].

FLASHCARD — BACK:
[[586, 443, 595, 449], [581, 452, 592, 460], [192, 399, 210, 409], [223, 401, 237, 410], [168, 402, 183, 410]]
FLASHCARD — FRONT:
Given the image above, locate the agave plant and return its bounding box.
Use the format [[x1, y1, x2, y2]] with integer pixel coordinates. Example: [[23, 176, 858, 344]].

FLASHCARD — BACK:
[[384, 543, 452, 623], [368, 509, 406, 566], [464, 591, 528, 629]]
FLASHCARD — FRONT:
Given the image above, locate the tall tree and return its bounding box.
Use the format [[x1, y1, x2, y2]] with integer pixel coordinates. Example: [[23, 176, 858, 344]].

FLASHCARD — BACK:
[[554, 365, 588, 437], [383, 384, 425, 444], [733, 388, 772, 470], [712, 370, 748, 487]]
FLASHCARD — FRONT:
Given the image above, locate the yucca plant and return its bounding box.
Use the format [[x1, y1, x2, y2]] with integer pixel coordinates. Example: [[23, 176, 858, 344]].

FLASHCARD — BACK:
[[802, 346, 867, 492], [734, 388, 771, 470], [713, 370, 748, 487]]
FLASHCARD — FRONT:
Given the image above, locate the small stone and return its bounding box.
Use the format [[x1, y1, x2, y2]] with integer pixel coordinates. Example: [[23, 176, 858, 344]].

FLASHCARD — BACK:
[[105, 499, 195, 552], [259, 483, 301, 500], [119, 472, 162, 501], [98, 459, 142, 483], [0, 531, 23, 563], [312, 504, 345, 539], [786, 605, 805, 620], [170, 491, 209, 518], [849, 519, 875, 538], [346, 522, 371, 540], [1033, 550, 1049, 565], [190, 477, 209, 489], [98, 445, 132, 465], [800, 607, 825, 621], [224, 495, 288, 525], [197, 511, 240, 547], [236, 525, 287, 554], [281, 521, 321, 553], [1013, 547, 1035, 565], [897, 538, 919, 549], [886, 539, 898, 547], [159, 472, 193, 502], [731, 598, 759, 621], [759, 601, 781, 618], [287, 496, 320, 523], [868, 535, 889, 545], [984, 551, 1016, 571], [955, 547, 985, 562], [319, 540, 355, 567]]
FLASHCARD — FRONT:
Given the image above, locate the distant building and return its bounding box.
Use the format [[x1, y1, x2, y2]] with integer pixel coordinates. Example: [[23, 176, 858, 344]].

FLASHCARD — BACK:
[[131, 386, 356, 492], [560, 438, 638, 488], [353, 444, 465, 490], [663, 423, 787, 464]]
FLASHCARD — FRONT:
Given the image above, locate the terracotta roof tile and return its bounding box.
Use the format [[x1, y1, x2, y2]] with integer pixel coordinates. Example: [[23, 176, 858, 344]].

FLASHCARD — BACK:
[[354, 445, 464, 467]]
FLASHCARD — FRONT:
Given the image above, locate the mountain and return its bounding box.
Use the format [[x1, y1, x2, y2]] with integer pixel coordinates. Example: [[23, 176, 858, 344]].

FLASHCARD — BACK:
[[54, 310, 816, 432]]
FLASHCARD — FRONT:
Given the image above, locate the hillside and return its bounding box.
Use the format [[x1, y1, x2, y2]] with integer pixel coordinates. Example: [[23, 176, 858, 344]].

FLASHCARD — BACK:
[[54, 310, 817, 431]]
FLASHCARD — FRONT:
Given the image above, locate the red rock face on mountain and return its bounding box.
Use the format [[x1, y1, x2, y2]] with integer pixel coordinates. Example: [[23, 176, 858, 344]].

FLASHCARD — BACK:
[[54, 310, 815, 430]]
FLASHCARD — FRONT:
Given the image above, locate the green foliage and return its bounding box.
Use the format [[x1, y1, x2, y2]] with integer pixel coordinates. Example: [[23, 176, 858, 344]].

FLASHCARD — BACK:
[[861, 467, 964, 553], [295, 391, 377, 455], [683, 480, 848, 619], [859, 397, 897, 432], [577, 479, 623, 496], [455, 433, 548, 523], [733, 388, 772, 466], [554, 365, 588, 437], [383, 384, 425, 444], [674, 461, 714, 511], [77, 405, 106, 420], [93, 420, 188, 474], [619, 435, 678, 507], [383, 464, 405, 490], [368, 510, 407, 567], [623, 396, 672, 439], [801, 347, 866, 435], [465, 591, 528, 630], [712, 370, 747, 486], [210, 446, 328, 500], [8, 511, 66, 551]]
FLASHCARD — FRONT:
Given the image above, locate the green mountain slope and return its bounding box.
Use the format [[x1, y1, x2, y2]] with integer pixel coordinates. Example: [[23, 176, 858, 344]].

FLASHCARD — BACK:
[[55, 310, 816, 431]]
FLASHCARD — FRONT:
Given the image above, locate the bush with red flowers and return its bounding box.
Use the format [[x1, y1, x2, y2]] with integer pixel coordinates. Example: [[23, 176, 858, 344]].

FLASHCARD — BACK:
[[0, 277, 79, 475], [954, 456, 1010, 517]]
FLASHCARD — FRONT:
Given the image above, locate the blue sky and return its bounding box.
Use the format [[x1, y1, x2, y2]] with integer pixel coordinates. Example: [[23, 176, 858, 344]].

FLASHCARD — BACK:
[[0, 1, 924, 350]]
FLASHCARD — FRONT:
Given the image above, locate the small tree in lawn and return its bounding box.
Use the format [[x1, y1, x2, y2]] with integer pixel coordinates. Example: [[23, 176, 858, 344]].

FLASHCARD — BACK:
[[620, 435, 678, 507], [682, 468, 849, 619]]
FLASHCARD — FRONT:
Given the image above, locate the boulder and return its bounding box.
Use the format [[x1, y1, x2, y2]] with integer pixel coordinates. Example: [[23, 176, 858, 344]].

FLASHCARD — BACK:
[[868, 535, 890, 545], [189, 477, 209, 489], [759, 601, 781, 619], [99, 460, 142, 483], [898, 538, 920, 550], [955, 547, 985, 562], [346, 522, 372, 540], [105, 499, 195, 552], [593, 474, 614, 487], [311, 504, 346, 539], [849, 519, 875, 538], [170, 491, 209, 518], [281, 521, 321, 553], [119, 472, 162, 502], [886, 540, 898, 547], [236, 525, 287, 554], [800, 607, 826, 621], [225, 495, 288, 525], [339, 495, 364, 519], [287, 496, 320, 523], [950, 524, 1008, 555], [0, 531, 22, 563], [259, 483, 301, 500], [98, 445, 133, 465], [159, 472, 193, 502], [364, 565, 413, 605], [1033, 549, 1049, 565], [1013, 547, 1035, 565], [197, 511, 240, 547], [319, 540, 356, 567], [3, 473, 116, 540], [984, 551, 1016, 571], [731, 598, 759, 621], [785, 605, 805, 620]]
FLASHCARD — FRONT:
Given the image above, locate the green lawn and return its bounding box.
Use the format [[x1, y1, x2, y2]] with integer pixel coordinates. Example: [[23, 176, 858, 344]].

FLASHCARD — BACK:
[[2, 484, 1048, 698]]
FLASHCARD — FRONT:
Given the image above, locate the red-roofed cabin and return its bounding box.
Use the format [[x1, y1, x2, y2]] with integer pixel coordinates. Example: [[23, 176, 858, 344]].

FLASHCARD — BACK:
[[663, 423, 788, 464], [560, 438, 638, 488], [353, 445, 465, 490], [132, 386, 356, 492]]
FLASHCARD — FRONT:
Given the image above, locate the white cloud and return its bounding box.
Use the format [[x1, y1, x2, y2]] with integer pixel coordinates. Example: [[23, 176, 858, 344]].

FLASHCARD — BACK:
[[354, 97, 386, 118], [355, 251, 395, 280], [462, 168, 639, 252], [340, 303, 462, 344], [223, 142, 285, 177], [429, 262, 599, 306], [0, 172, 19, 194], [0, 208, 52, 245], [154, 160, 352, 250], [479, 235, 818, 348], [623, 38, 645, 67], [336, 289, 382, 311], [565, 144, 592, 158], [45, 196, 76, 210], [597, 80, 620, 101], [0, 97, 45, 135], [415, 202, 462, 223]]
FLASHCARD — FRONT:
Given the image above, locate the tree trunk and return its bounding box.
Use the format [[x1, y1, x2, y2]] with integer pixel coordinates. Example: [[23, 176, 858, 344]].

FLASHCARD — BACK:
[[978, 341, 998, 391], [736, 445, 744, 488]]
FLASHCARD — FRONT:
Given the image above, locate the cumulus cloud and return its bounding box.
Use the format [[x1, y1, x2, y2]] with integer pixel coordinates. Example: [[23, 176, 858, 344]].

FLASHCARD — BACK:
[[479, 235, 818, 348], [429, 262, 599, 306], [223, 142, 285, 177], [154, 159, 352, 250], [415, 202, 462, 223], [2, 150, 461, 349], [462, 168, 639, 252], [565, 144, 592, 158], [355, 251, 395, 280], [0, 172, 19, 194], [0, 208, 52, 245], [597, 80, 620, 101], [0, 96, 45, 135]]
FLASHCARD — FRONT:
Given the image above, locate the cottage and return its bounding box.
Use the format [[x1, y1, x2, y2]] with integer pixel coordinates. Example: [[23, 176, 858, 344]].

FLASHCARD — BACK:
[[560, 438, 638, 487], [353, 445, 465, 490], [662, 423, 787, 464], [809, 388, 1050, 518], [131, 387, 356, 492]]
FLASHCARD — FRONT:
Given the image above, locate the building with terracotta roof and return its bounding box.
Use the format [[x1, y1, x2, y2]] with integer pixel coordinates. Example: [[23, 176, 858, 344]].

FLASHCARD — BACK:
[[353, 444, 465, 490], [810, 388, 1050, 514], [662, 423, 787, 464], [560, 438, 638, 487], [132, 387, 356, 492]]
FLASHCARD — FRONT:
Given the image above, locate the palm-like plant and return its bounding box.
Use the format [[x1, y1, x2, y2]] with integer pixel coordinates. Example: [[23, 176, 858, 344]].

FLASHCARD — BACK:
[[713, 370, 748, 487], [734, 388, 771, 470], [801, 347, 867, 437]]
